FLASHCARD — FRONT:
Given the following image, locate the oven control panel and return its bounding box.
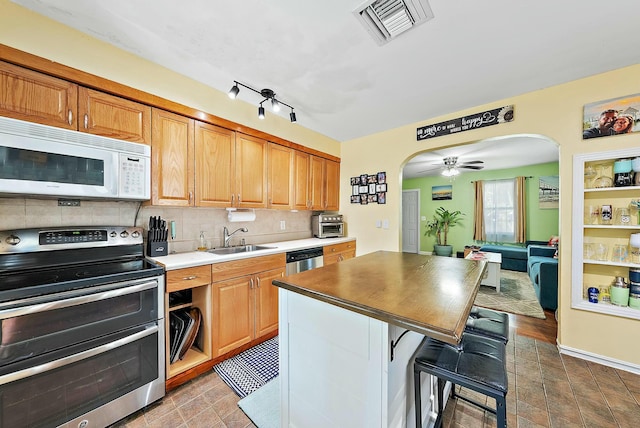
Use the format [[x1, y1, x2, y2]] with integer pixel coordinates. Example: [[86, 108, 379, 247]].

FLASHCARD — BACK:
[[0, 226, 144, 253]]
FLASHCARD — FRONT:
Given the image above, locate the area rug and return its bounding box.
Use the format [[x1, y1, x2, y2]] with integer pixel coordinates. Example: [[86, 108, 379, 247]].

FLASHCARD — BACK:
[[238, 378, 280, 428], [213, 336, 279, 398], [473, 269, 546, 319]]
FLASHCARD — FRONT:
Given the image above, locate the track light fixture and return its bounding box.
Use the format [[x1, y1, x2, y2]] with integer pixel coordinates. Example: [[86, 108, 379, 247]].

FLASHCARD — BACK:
[[228, 81, 297, 122]]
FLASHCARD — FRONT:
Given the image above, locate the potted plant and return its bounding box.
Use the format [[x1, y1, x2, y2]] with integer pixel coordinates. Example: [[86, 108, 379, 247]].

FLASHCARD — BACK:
[[425, 207, 464, 257]]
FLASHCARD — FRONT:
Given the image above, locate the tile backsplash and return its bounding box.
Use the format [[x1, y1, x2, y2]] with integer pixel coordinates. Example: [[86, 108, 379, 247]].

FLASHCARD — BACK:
[[1, 197, 314, 254]]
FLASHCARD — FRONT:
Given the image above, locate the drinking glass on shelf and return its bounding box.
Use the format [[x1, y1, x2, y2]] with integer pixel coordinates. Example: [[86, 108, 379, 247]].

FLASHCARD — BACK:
[[583, 243, 595, 259], [630, 200, 640, 224], [595, 243, 609, 261], [584, 164, 597, 189], [611, 244, 628, 263], [593, 163, 613, 188], [584, 205, 599, 225]]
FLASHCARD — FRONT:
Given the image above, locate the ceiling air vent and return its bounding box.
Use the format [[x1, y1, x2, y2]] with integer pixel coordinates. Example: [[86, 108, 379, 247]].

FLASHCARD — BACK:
[[354, 0, 434, 45]]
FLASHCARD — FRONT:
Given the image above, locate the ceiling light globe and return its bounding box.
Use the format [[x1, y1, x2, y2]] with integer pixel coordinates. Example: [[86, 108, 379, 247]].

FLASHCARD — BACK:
[[258, 106, 265, 119]]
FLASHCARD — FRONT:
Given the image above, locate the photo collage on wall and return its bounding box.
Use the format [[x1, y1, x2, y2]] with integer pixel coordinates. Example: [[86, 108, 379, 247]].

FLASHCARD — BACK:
[[350, 172, 387, 204]]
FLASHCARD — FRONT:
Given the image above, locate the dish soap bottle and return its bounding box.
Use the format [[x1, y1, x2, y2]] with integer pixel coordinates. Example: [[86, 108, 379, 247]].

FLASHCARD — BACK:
[[197, 231, 207, 251]]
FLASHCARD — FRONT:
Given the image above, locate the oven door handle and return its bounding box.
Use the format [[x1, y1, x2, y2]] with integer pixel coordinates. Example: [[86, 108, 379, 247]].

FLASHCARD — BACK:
[[0, 280, 157, 320], [0, 324, 158, 386]]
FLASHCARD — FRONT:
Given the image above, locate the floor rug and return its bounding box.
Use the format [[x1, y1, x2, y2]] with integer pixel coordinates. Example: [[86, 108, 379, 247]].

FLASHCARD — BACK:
[[473, 269, 546, 319], [237, 378, 280, 428], [213, 336, 279, 398]]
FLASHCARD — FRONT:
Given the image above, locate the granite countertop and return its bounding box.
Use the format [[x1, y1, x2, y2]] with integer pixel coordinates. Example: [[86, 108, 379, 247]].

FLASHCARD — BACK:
[[273, 251, 487, 345], [149, 236, 355, 270]]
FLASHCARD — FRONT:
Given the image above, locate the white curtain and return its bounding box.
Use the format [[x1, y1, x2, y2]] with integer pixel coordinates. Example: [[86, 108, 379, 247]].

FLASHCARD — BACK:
[[483, 178, 516, 242]]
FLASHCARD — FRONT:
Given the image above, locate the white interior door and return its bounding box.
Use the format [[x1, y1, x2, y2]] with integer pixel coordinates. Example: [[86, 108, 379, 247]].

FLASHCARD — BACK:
[[402, 189, 420, 253]]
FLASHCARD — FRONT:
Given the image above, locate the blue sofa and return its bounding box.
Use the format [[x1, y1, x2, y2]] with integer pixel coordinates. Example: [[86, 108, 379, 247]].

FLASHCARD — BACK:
[[479, 241, 547, 272], [527, 245, 558, 311]]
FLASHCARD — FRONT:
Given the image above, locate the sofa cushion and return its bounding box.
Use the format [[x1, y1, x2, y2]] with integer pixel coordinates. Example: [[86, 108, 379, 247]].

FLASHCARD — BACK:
[[479, 245, 528, 260]]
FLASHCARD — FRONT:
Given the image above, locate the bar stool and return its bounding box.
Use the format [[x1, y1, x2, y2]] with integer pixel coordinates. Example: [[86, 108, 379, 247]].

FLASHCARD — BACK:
[[414, 333, 508, 428], [465, 306, 510, 344]]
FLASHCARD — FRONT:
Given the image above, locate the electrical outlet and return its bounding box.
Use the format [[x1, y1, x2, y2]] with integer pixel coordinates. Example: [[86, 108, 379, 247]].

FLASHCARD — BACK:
[[280, 220, 286, 230], [382, 219, 390, 229]]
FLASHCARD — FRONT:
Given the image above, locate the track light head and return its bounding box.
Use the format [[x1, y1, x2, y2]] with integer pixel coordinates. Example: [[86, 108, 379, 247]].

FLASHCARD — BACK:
[[271, 98, 281, 112], [258, 104, 265, 119], [228, 83, 239, 99], [290, 110, 297, 123]]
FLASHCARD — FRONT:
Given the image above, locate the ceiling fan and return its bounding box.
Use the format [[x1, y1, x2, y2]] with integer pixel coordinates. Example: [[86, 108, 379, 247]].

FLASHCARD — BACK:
[[420, 156, 485, 176]]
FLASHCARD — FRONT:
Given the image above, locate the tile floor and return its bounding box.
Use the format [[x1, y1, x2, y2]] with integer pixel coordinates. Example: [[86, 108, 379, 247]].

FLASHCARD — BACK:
[[113, 332, 640, 428]]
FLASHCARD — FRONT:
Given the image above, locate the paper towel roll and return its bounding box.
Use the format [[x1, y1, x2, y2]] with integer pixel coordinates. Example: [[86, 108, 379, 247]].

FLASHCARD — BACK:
[[228, 209, 256, 222]]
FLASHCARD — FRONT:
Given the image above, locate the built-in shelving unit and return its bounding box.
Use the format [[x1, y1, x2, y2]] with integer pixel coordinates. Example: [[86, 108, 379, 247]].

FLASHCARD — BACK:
[[573, 148, 640, 320]]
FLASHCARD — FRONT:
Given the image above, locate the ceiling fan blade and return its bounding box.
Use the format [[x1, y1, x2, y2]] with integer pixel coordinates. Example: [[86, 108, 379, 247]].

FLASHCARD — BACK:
[[459, 160, 484, 165], [459, 165, 484, 170]]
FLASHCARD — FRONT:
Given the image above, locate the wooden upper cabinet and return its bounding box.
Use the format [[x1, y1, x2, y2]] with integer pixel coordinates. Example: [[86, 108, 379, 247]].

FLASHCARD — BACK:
[[325, 159, 340, 211], [293, 150, 311, 210], [151, 108, 195, 206], [78, 87, 151, 144], [195, 122, 236, 207], [309, 155, 326, 210], [236, 133, 268, 208], [0, 60, 77, 129], [268, 143, 294, 210]]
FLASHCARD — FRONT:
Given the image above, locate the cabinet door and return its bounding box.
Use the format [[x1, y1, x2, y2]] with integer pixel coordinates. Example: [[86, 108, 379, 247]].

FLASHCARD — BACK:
[[325, 159, 340, 211], [212, 275, 254, 356], [78, 87, 151, 144], [151, 108, 195, 206], [236, 134, 268, 208], [255, 267, 285, 337], [0, 60, 77, 129], [195, 121, 236, 207], [309, 155, 326, 210], [293, 150, 310, 210], [268, 143, 294, 210]]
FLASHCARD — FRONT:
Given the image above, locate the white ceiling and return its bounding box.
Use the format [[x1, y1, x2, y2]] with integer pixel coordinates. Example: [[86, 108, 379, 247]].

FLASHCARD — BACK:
[[12, 0, 638, 178], [11, 0, 640, 144]]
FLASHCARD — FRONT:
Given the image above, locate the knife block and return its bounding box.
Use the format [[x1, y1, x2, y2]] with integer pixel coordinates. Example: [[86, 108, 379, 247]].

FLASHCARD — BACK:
[[147, 241, 168, 257]]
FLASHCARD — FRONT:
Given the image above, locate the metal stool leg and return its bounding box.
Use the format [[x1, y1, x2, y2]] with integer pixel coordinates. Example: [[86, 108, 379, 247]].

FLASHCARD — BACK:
[[414, 369, 422, 428]]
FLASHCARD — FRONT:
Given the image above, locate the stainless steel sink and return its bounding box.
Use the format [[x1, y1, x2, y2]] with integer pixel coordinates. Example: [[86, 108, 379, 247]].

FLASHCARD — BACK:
[[207, 245, 276, 255]]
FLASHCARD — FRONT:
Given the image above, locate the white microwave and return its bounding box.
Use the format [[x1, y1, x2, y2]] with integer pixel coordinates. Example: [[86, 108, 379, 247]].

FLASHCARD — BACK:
[[0, 116, 150, 200]]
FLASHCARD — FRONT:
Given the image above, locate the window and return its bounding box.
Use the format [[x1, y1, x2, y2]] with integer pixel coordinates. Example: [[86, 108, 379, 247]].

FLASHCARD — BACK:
[[483, 178, 516, 242]]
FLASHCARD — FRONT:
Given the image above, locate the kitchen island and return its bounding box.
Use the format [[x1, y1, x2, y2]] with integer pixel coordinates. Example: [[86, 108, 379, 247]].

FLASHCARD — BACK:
[[273, 251, 486, 428]]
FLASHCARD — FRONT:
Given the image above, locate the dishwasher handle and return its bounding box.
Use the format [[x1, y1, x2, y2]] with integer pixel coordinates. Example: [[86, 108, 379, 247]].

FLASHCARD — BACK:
[[286, 247, 324, 263]]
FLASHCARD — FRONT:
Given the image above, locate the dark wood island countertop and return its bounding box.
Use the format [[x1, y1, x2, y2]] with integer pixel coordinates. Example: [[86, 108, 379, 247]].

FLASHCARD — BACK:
[[273, 251, 487, 345]]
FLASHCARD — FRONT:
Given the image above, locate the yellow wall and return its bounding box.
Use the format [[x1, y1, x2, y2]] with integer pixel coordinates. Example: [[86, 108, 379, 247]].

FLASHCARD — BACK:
[[0, 0, 340, 157], [2, 0, 640, 366], [341, 66, 640, 366]]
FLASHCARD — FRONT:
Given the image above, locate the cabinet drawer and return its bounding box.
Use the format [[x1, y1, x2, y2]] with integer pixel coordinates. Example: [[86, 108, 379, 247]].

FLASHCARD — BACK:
[[166, 265, 211, 292], [324, 250, 356, 266], [324, 241, 356, 255], [211, 253, 286, 282]]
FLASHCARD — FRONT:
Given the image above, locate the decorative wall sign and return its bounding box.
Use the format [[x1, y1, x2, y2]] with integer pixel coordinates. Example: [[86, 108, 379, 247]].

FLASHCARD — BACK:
[[583, 93, 640, 139], [416, 105, 514, 141], [350, 172, 386, 204]]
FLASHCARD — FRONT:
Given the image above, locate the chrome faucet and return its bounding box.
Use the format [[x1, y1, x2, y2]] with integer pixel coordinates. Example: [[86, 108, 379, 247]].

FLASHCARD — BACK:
[[223, 227, 248, 247]]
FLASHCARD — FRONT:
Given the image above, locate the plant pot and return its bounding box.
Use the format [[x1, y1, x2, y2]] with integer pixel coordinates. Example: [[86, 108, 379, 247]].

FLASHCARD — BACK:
[[433, 244, 453, 257]]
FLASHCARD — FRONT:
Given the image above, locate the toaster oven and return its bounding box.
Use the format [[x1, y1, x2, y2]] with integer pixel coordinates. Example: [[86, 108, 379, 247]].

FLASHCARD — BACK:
[[312, 214, 344, 238]]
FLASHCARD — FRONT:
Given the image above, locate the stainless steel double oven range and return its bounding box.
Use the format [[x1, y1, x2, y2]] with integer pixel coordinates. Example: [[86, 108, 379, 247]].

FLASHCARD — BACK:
[[0, 226, 165, 428]]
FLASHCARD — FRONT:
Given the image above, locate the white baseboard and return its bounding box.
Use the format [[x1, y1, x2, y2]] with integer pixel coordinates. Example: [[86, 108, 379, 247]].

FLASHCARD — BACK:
[[558, 344, 640, 375]]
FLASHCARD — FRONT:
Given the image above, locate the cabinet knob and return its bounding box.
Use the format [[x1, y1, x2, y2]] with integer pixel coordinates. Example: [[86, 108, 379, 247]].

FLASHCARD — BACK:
[[182, 275, 197, 280]]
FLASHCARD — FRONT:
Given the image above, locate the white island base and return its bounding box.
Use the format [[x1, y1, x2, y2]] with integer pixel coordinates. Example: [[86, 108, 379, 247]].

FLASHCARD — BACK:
[[278, 289, 448, 428]]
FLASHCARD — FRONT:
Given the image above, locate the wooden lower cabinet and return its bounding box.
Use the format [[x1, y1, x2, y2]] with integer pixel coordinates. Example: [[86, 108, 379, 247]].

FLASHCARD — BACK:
[[323, 241, 356, 265], [211, 254, 285, 357], [165, 265, 213, 381]]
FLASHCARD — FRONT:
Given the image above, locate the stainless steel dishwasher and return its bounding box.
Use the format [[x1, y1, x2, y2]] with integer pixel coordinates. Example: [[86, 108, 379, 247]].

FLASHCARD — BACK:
[[285, 247, 324, 275]]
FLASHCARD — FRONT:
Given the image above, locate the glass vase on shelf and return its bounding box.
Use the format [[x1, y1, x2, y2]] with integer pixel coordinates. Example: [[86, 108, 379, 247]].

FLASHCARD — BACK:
[[584, 164, 597, 189], [592, 163, 613, 189], [630, 199, 640, 224]]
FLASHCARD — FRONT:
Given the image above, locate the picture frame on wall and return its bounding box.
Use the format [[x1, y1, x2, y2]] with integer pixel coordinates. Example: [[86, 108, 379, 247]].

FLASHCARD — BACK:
[[432, 185, 453, 201], [350, 171, 387, 204], [583, 93, 640, 139]]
